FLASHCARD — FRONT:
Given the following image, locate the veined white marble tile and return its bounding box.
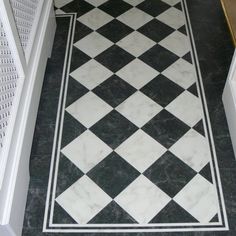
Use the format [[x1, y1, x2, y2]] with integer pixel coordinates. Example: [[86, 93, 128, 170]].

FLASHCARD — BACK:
[[74, 32, 113, 58], [66, 91, 112, 128], [162, 58, 195, 89], [169, 129, 210, 172], [161, 0, 181, 6], [56, 175, 112, 224], [123, 0, 145, 6], [84, 0, 108, 7], [117, 8, 153, 30], [61, 130, 112, 173], [116, 59, 159, 89], [117, 31, 155, 57], [54, 0, 73, 8], [116, 91, 162, 127], [115, 175, 171, 223], [70, 59, 112, 90], [77, 8, 113, 30], [55, 9, 66, 15], [156, 7, 185, 30], [159, 31, 190, 57], [116, 130, 167, 172], [174, 174, 219, 223], [165, 91, 202, 127]]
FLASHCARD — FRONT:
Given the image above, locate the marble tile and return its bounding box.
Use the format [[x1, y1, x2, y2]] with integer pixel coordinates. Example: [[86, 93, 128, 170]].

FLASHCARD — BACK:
[[159, 31, 190, 57], [55, 9, 66, 14], [174, 174, 219, 223], [123, 0, 144, 6], [117, 31, 155, 57], [165, 91, 202, 127], [61, 130, 112, 173], [74, 32, 113, 58], [70, 59, 112, 90], [116, 59, 159, 89], [169, 129, 211, 172], [116, 91, 162, 127], [162, 58, 196, 89], [56, 175, 112, 224], [77, 8, 113, 30], [161, 0, 181, 6], [115, 175, 171, 223], [156, 7, 185, 29], [54, 0, 73, 8], [115, 129, 167, 172], [117, 8, 152, 30], [66, 91, 112, 128], [85, 0, 108, 7]]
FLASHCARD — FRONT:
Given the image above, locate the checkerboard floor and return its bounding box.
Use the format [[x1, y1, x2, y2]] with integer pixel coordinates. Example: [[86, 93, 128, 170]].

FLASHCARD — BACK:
[[23, 0, 236, 235]]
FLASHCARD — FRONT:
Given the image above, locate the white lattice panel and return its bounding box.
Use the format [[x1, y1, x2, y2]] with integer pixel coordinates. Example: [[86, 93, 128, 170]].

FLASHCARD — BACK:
[[10, 0, 40, 53], [0, 19, 19, 153]]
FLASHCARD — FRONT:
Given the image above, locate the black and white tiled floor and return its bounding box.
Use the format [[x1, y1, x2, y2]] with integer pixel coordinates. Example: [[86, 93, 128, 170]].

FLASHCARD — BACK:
[[23, 0, 236, 235]]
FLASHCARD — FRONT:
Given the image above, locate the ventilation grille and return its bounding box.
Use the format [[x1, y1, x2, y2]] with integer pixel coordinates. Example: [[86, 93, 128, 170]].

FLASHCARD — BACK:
[[0, 19, 19, 152], [10, 0, 39, 52]]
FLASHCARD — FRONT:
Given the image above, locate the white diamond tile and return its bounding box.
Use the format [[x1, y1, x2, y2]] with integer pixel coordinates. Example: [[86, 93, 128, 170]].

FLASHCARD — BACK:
[[70, 59, 112, 90], [117, 8, 153, 30], [116, 130, 167, 172], [61, 130, 112, 173], [158, 31, 190, 57], [56, 175, 112, 224], [123, 0, 145, 6], [166, 91, 202, 127], [162, 58, 195, 89], [85, 0, 108, 7], [116, 91, 162, 127], [54, 0, 73, 8], [174, 174, 219, 223], [66, 92, 112, 128], [161, 0, 181, 6], [77, 8, 113, 30], [169, 129, 210, 172], [156, 7, 185, 29], [74, 32, 113, 58], [115, 175, 171, 223], [117, 31, 155, 57], [116, 59, 159, 89], [55, 9, 66, 14]]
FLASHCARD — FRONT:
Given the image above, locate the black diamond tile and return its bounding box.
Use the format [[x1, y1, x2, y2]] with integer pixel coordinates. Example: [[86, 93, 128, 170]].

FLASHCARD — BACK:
[[142, 110, 189, 148], [93, 75, 136, 107], [89, 201, 137, 223], [74, 21, 93, 42], [144, 151, 196, 197], [137, 0, 169, 17], [182, 52, 192, 64], [70, 46, 91, 72], [187, 83, 198, 97], [174, 2, 182, 11], [99, 0, 132, 17], [193, 119, 205, 137], [61, 111, 86, 148], [210, 214, 219, 223], [53, 202, 77, 224], [178, 25, 187, 35], [66, 77, 89, 107], [150, 200, 198, 223], [199, 163, 213, 183], [140, 74, 184, 107], [139, 45, 179, 72], [95, 45, 135, 72], [61, 0, 94, 17], [138, 19, 174, 42], [90, 110, 138, 149], [88, 152, 140, 198], [97, 19, 133, 43], [56, 153, 84, 197]]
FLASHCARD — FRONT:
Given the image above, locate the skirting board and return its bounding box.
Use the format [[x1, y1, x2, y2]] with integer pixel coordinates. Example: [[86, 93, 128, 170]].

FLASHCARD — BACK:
[[223, 49, 236, 155], [0, 1, 56, 236]]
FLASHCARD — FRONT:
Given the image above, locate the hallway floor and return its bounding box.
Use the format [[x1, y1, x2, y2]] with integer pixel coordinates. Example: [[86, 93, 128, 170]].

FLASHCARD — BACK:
[[23, 0, 236, 235]]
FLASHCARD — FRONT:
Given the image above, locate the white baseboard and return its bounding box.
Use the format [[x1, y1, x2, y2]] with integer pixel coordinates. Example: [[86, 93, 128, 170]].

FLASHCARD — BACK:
[[222, 49, 236, 155], [0, 1, 56, 235]]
